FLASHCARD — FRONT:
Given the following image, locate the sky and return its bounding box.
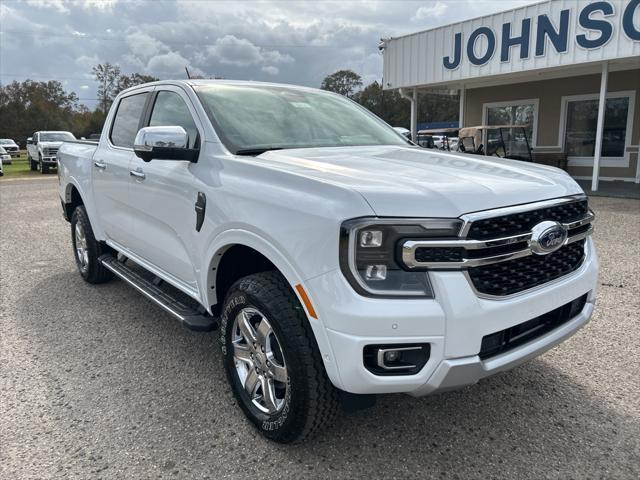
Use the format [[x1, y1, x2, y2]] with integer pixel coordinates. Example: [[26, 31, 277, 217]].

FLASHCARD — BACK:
[[0, 0, 530, 108]]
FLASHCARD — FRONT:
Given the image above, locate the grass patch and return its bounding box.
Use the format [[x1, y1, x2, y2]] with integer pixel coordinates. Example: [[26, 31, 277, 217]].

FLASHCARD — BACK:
[[2, 151, 53, 179]]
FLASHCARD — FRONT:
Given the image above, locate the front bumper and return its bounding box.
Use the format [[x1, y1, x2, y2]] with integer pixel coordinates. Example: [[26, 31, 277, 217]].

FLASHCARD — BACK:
[[42, 156, 58, 164], [306, 237, 598, 395]]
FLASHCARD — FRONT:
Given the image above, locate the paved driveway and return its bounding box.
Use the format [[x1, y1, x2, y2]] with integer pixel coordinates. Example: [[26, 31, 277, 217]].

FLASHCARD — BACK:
[[1, 178, 639, 479]]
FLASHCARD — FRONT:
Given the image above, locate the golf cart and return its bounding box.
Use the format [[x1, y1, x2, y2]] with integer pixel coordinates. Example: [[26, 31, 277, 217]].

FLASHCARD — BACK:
[[416, 128, 459, 151], [458, 125, 532, 162]]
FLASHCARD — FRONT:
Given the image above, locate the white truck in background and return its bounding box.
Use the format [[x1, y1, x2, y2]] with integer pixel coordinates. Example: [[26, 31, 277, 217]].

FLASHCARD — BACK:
[[56, 80, 598, 443], [27, 131, 76, 173]]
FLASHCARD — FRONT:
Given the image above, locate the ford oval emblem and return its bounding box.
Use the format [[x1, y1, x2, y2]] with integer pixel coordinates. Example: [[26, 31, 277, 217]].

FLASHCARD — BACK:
[[529, 221, 568, 255]]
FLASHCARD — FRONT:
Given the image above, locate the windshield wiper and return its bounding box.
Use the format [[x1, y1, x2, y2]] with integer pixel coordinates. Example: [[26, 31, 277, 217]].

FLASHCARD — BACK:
[[235, 147, 285, 156]]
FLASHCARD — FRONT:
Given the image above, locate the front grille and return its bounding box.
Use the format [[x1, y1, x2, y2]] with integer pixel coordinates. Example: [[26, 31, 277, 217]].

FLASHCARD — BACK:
[[44, 147, 59, 156], [468, 240, 585, 296], [414, 247, 465, 263], [479, 294, 588, 359], [467, 200, 589, 240]]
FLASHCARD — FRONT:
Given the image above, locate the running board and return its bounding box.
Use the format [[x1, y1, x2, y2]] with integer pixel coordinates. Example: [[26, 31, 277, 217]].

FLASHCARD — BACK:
[[100, 255, 219, 332]]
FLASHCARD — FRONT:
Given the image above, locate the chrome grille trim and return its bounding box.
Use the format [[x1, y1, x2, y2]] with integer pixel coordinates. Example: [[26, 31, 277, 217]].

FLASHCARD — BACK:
[[402, 224, 592, 270], [458, 194, 587, 237]]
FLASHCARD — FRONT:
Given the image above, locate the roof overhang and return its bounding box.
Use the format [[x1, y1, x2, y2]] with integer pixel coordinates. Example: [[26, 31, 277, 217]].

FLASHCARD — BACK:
[[382, 0, 640, 91]]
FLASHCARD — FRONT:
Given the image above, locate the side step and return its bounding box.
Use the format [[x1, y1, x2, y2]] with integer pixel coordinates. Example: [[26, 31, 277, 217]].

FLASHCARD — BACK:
[[100, 255, 219, 332]]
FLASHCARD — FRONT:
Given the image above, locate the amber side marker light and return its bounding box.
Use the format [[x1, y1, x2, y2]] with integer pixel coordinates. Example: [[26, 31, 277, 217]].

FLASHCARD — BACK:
[[295, 284, 318, 319]]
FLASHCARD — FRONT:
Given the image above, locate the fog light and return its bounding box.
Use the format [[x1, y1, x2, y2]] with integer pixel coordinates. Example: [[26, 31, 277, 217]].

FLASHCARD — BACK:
[[384, 350, 401, 363], [363, 344, 431, 376], [360, 230, 383, 247], [365, 264, 387, 281]]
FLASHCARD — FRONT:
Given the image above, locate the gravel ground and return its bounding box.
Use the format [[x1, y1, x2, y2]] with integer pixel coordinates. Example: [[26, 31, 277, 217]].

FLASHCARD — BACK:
[[1, 177, 639, 479]]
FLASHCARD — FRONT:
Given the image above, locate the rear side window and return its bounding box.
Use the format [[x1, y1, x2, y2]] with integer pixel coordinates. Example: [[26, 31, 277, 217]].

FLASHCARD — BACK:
[[149, 91, 199, 148], [110, 93, 148, 148]]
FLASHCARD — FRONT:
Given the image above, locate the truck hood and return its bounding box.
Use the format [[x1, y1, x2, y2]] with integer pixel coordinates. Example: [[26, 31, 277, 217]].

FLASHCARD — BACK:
[[39, 141, 64, 148], [258, 146, 584, 217]]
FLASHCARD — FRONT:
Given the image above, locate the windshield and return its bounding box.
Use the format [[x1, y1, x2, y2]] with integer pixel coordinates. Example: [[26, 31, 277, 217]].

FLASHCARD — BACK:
[[194, 84, 409, 154], [0, 139, 15, 144], [39, 132, 76, 142]]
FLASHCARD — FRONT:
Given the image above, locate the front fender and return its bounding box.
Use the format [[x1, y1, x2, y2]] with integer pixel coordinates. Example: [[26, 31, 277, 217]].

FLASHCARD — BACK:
[[202, 229, 345, 390]]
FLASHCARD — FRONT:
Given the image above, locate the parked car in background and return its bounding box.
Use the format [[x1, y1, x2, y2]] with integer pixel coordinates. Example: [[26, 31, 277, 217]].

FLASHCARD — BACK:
[[0, 139, 19, 163], [0, 146, 9, 176], [27, 131, 76, 173], [58, 80, 598, 443], [392, 127, 411, 139]]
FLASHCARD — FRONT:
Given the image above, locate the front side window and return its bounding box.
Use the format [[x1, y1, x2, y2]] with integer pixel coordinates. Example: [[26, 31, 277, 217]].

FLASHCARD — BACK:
[[486, 102, 536, 146], [110, 92, 149, 148], [149, 91, 199, 148], [194, 84, 409, 154], [565, 96, 629, 158]]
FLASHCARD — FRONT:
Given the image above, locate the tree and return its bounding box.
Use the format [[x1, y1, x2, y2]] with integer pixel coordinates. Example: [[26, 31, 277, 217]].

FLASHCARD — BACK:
[[0, 80, 80, 144], [320, 70, 363, 98], [353, 81, 409, 127], [92, 62, 121, 113], [115, 73, 159, 96]]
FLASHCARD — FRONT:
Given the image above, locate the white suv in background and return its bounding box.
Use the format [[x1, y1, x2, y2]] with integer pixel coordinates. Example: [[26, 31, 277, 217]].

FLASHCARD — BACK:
[[0, 146, 9, 176], [0, 139, 19, 163], [27, 131, 76, 174]]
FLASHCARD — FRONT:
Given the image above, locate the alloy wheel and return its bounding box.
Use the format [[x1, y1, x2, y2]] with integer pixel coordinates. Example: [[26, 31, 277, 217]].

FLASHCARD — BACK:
[[231, 307, 288, 414]]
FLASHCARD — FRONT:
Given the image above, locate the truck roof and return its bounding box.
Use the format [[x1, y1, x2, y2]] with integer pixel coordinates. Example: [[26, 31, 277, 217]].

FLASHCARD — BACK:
[[118, 79, 326, 96]]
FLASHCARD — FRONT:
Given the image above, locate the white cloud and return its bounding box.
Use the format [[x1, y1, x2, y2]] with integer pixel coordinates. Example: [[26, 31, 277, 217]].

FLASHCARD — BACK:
[[126, 31, 166, 60], [261, 65, 279, 76], [412, 2, 448, 22], [207, 35, 293, 68], [146, 51, 203, 77]]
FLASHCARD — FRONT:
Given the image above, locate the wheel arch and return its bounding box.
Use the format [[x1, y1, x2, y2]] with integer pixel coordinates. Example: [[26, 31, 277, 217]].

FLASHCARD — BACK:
[[203, 230, 343, 389], [63, 183, 84, 220]]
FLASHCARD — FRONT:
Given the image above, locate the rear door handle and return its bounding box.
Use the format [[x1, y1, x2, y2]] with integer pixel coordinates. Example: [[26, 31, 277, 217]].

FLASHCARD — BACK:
[[94, 160, 107, 169], [129, 169, 146, 180]]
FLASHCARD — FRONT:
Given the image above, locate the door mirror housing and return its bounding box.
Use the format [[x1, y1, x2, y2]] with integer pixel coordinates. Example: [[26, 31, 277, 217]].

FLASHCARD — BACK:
[[27, 137, 33, 145], [133, 126, 198, 162]]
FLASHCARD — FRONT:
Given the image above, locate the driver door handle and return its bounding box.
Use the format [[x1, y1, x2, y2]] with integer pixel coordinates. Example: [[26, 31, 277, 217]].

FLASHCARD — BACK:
[[94, 160, 107, 169], [130, 169, 146, 180]]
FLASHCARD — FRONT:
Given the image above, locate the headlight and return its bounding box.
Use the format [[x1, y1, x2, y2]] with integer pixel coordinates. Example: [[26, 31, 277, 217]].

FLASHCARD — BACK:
[[339, 218, 462, 298]]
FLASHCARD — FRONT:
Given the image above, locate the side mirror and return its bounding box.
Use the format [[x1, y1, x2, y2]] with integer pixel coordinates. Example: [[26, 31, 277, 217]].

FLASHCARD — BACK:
[[133, 126, 198, 163], [27, 137, 33, 145]]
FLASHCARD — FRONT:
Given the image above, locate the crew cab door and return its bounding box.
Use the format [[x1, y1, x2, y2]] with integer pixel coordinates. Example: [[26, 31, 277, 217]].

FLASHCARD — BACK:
[[126, 86, 203, 292], [27, 133, 37, 158], [92, 89, 152, 248]]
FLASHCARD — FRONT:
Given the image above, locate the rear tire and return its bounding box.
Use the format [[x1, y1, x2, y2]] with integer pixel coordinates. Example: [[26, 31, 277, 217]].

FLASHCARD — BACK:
[[221, 271, 338, 443], [70, 206, 114, 284]]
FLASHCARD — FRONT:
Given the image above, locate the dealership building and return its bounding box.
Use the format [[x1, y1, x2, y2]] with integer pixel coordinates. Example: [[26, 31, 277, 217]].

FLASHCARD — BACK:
[[382, 0, 640, 190]]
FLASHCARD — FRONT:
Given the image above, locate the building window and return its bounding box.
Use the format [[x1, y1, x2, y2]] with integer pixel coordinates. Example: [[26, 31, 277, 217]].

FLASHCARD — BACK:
[[483, 99, 538, 146], [565, 96, 629, 158]]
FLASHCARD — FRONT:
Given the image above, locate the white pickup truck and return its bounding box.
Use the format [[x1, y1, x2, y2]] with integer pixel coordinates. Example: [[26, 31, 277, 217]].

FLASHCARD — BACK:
[[57, 80, 598, 443], [27, 130, 76, 173]]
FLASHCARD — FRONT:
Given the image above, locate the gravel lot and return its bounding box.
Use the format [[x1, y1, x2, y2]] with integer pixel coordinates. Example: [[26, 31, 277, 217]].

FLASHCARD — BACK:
[[1, 177, 639, 479]]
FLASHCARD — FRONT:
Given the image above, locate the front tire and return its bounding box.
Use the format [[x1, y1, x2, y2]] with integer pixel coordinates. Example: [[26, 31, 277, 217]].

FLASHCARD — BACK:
[[29, 154, 37, 171], [70, 206, 114, 284], [221, 271, 338, 443]]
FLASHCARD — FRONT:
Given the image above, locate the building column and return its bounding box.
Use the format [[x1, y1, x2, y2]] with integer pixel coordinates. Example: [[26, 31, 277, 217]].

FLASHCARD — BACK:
[[459, 84, 465, 129], [592, 61, 609, 192], [411, 88, 418, 142]]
